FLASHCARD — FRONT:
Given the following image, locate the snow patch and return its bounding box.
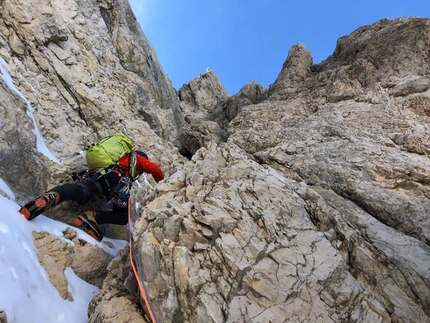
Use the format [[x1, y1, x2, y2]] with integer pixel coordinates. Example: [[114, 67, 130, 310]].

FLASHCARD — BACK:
[[0, 195, 126, 322], [0, 57, 60, 163]]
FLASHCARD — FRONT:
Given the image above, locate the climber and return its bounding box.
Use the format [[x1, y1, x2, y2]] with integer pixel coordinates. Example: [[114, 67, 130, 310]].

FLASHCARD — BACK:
[[19, 135, 164, 242]]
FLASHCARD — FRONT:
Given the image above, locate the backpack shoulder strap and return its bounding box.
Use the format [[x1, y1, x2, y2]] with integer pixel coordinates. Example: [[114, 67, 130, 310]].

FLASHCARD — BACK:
[[129, 151, 138, 179]]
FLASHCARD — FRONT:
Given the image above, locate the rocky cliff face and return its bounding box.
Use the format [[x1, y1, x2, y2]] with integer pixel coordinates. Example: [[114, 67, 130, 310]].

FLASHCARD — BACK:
[[178, 71, 229, 157], [0, 0, 184, 199], [0, 1, 429, 322]]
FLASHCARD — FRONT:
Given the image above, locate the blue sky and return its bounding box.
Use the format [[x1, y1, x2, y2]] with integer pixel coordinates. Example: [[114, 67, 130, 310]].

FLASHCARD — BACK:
[[129, 1, 429, 96]]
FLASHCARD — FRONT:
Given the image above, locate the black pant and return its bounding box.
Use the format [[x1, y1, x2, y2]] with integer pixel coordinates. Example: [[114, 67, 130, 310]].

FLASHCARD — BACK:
[[50, 172, 128, 225]]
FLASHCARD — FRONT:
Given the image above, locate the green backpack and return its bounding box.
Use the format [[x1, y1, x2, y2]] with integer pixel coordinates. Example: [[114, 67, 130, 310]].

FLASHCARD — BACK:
[[85, 134, 135, 170]]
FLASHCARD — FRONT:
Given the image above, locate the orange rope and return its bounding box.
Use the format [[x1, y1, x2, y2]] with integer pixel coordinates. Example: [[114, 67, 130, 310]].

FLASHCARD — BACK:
[[128, 199, 159, 323]]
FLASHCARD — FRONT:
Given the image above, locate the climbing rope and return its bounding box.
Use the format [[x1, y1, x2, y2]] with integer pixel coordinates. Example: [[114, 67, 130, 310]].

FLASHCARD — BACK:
[[127, 198, 159, 323]]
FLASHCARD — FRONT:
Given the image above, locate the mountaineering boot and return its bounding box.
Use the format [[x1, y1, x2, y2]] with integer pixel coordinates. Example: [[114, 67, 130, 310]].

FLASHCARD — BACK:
[[19, 192, 60, 221], [73, 211, 103, 242]]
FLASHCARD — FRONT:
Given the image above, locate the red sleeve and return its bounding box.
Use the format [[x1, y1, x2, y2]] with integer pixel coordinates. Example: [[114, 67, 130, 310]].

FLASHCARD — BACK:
[[136, 155, 164, 182]]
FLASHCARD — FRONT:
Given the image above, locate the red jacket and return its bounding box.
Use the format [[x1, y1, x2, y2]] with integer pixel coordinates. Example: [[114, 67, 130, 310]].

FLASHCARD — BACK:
[[117, 153, 164, 182]]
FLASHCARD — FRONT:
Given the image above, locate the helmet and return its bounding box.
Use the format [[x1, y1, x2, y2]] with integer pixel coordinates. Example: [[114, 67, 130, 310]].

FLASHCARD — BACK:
[[135, 150, 149, 159]]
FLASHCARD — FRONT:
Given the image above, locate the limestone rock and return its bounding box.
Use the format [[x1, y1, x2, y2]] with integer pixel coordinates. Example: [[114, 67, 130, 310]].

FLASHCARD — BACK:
[[89, 296, 146, 323], [179, 121, 227, 157], [0, 0, 184, 190], [224, 80, 268, 121], [269, 43, 313, 98], [0, 0, 186, 225], [71, 240, 112, 287], [331, 18, 430, 77], [97, 0, 186, 148], [1, 3, 430, 322], [178, 71, 230, 156], [138, 17, 429, 322], [33, 228, 112, 298], [88, 248, 144, 323], [314, 17, 430, 103], [33, 231, 75, 300], [0, 61, 49, 203], [179, 71, 229, 120], [131, 143, 396, 322]]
